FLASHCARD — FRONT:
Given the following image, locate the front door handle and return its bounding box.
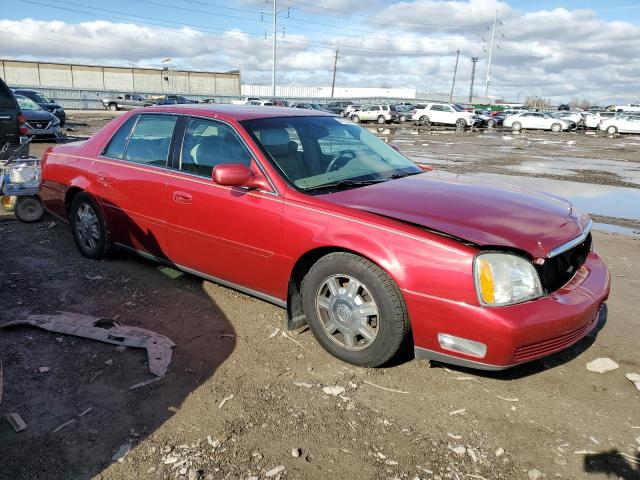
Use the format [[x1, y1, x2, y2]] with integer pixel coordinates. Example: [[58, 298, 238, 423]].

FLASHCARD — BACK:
[[96, 172, 110, 186], [172, 191, 193, 204]]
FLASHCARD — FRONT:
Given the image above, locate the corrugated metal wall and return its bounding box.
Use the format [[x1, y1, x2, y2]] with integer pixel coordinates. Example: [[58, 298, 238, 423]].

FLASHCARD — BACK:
[[0, 59, 240, 95]]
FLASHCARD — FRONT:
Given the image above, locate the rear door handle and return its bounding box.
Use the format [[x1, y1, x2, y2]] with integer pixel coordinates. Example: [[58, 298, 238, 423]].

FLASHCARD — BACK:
[[96, 172, 110, 186], [172, 191, 193, 204]]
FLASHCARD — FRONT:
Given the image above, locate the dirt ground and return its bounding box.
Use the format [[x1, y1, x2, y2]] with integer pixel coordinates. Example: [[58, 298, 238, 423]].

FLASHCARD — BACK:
[[1, 111, 639, 480]]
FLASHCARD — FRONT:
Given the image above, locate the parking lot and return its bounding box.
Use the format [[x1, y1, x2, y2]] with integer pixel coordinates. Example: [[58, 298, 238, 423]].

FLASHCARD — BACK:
[[1, 111, 639, 480]]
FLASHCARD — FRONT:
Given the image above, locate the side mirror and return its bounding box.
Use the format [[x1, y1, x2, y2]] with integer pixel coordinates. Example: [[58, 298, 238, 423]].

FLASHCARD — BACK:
[[213, 163, 253, 187], [212, 163, 273, 192]]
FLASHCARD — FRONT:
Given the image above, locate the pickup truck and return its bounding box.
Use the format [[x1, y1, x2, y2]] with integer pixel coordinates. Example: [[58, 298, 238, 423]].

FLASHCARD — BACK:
[[0, 77, 28, 160], [101, 94, 155, 111]]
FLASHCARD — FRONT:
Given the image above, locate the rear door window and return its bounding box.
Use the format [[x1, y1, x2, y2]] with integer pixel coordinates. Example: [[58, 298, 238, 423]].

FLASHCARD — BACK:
[[124, 114, 178, 166], [179, 118, 252, 178]]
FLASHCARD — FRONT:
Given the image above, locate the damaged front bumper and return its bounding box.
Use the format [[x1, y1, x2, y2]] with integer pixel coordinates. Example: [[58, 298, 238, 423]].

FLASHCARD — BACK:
[[407, 252, 611, 370]]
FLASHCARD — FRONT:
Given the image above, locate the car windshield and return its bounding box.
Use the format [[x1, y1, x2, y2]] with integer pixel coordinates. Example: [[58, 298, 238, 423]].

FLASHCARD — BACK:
[[241, 115, 422, 192], [16, 95, 42, 111], [31, 92, 53, 103]]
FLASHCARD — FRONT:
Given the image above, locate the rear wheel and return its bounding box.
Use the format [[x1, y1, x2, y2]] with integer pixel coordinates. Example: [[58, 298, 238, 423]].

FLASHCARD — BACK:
[[606, 125, 618, 134], [486, 119, 495, 128], [455, 118, 467, 129], [69, 192, 111, 259], [377, 115, 386, 124], [302, 252, 409, 367], [419, 115, 430, 126], [551, 122, 562, 133], [512, 121, 522, 131], [15, 196, 44, 223], [351, 115, 360, 123], [108, 103, 118, 111]]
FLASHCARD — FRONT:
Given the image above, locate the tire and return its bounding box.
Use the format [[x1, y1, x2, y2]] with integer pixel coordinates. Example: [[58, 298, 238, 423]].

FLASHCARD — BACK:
[[351, 115, 360, 123], [455, 118, 467, 129], [487, 119, 495, 128], [512, 121, 522, 131], [69, 192, 111, 259], [108, 103, 119, 111], [301, 252, 409, 367], [551, 123, 562, 133], [377, 115, 386, 124], [419, 115, 430, 125], [606, 126, 617, 135], [15, 196, 44, 223], [339, 110, 345, 117], [399, 115, 407, 122]]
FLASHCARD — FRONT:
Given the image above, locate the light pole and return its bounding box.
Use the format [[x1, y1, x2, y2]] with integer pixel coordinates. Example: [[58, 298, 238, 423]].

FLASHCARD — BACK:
[[469, 57, 479, 102]]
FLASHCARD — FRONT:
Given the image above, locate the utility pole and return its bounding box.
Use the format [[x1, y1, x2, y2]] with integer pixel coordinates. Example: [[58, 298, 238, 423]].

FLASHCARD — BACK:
[[331, 48, 339, 98], [484, 9, 497, 105], [448, 49, 460, 103], [262, 1, 289, 100], [469, 57, 478, 102]]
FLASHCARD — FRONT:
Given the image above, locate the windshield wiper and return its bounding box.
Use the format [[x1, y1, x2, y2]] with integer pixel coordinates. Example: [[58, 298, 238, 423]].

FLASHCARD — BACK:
[[305, 178, 388, 192], [389, 171, 422, 180]]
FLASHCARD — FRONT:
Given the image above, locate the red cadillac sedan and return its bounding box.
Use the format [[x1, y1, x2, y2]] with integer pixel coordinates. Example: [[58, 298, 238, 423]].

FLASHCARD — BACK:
[[40, 105, 610, 370]]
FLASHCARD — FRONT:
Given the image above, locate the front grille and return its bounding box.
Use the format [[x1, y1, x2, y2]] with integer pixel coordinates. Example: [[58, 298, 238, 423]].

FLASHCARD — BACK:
[[513, 317, 596, 361], [539, 233, 591, 293]]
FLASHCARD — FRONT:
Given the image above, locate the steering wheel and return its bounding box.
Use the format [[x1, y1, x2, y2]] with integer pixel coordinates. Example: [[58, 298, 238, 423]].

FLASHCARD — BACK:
[[325, 150, 356, 173]]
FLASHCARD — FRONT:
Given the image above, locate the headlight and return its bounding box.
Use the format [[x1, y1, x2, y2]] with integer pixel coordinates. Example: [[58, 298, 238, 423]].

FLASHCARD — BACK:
[[474, 252, 543, 306]]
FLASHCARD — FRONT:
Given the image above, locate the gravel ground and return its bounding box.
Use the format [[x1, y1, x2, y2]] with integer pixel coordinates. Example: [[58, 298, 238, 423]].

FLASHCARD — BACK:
[[1, 111, 639, 480]]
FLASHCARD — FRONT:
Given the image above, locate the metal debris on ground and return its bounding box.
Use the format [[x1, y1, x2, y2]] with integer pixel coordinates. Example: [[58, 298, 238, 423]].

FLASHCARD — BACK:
[[5, 412, 27, 432], [112, 441, 132, 463], [362, 380, 410, 394], [1, 312, 175, 376], [218, 394, 234, 409], [128, 376, 165, 391]]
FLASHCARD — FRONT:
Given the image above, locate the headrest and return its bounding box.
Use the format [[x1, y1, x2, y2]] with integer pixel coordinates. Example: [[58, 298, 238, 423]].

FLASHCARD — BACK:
[[260, 129, 290, 157], [195, 135, 223, 164]]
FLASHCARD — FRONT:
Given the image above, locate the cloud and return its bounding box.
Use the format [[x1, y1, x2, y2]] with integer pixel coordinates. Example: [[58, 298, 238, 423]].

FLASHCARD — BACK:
[[1, 1, 639, 104]]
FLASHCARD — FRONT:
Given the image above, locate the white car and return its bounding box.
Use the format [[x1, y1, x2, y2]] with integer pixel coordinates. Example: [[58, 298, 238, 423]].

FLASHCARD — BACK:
[[411, 103, 477, 128], [614, 104, 640, 112], [581, 112, 606, 129], [349, 104, 397, 124], [343, 104, 361, 117], [503, 112, 571, 132], [598, 114, 640, 134], [553, 111, 584, 127]]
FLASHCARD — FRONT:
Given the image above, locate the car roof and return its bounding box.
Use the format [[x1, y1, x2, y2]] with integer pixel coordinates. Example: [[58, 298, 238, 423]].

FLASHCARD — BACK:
[[138, 104, 336, 121]]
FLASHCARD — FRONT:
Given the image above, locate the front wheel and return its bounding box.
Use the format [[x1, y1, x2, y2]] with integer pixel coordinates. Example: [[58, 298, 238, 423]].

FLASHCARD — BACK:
[[419, 115, 430, 126], [486, 119, 495, 128], [512, 121, 522, 131], [377, 115, 386, 124], [15, 196, 44, 223], [301, 252, 409, 367], [551, 122, 562, 133], [70, 192, 111, 259], [108, 103, 119, 111], [455, 118, 467, 129], [606, 126, 617, 134], [351, 115, 360, 123]]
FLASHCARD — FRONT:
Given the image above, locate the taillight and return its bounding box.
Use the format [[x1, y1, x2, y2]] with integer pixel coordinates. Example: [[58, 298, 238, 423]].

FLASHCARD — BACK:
[[18, 113, 28, 135]]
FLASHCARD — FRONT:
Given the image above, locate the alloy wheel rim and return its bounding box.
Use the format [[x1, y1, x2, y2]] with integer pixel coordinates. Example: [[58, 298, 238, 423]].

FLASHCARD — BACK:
[[76, 203, 100, 250], [315, 274, 379, 351]]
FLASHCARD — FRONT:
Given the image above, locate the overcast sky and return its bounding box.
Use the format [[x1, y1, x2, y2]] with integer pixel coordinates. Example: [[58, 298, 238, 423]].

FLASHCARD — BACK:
[[1, 0, 639, 103]]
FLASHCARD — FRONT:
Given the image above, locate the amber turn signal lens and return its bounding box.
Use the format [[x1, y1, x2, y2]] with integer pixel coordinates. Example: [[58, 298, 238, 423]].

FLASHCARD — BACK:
[[477, 258, 495, 304]]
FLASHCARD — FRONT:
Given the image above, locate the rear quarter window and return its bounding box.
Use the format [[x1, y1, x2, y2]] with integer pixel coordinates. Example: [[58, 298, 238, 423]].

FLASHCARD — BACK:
[[0, 80, 17, 109], [102, 115, 138, 159]]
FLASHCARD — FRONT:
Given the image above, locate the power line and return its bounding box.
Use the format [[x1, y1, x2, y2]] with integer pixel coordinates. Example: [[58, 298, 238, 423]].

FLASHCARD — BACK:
[[15, 0, 467, 57]]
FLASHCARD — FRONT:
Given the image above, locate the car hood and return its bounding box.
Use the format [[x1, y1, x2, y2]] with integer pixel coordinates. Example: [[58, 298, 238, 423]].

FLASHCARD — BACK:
[[23, 110, 56, 122], [320, 173, 590, 258]]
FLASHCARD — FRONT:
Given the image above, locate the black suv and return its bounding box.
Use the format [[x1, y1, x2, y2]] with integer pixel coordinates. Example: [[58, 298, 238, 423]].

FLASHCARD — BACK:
[[0, 78, 27, 159], [13, 88, 66, 126]]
